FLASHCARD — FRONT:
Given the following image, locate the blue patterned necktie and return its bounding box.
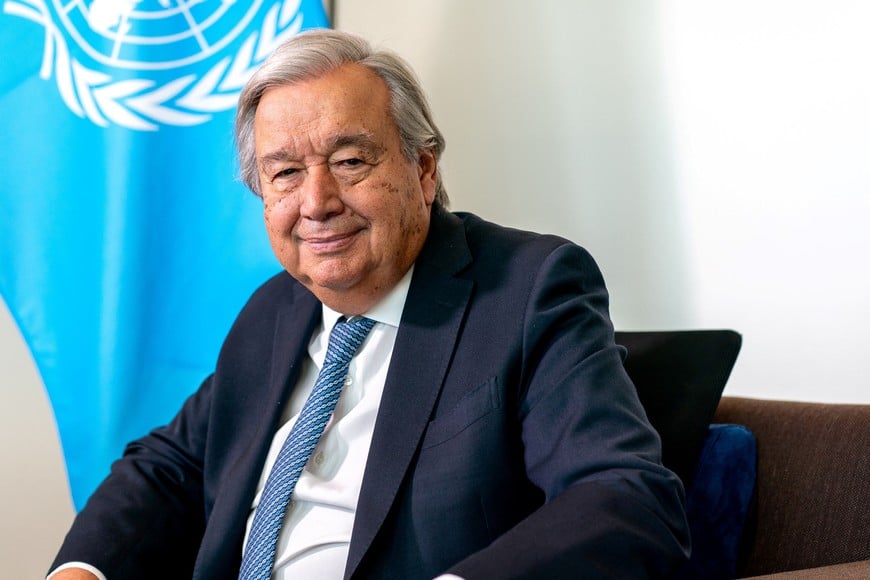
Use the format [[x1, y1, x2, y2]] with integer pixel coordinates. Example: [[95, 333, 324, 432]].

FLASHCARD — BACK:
[[238, 316, 376, 580]]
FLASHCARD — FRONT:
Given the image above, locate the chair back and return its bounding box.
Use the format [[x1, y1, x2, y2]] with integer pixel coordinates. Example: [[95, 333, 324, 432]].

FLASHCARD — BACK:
[[615, 329, 742, 485]]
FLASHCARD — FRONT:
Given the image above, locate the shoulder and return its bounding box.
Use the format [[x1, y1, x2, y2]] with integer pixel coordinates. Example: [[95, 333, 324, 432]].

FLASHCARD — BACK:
[[448, 209, 599, 274], [243, 270, 302, 309], [226, 270, 315, 336]]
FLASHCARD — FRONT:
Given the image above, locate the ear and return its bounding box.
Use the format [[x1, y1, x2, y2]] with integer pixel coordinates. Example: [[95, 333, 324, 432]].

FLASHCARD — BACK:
[[417, 149, 438, 206]]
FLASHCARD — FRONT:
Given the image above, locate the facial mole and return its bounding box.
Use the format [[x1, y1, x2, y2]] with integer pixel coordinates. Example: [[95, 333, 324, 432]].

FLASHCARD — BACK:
[[379, 181, 401, 194]]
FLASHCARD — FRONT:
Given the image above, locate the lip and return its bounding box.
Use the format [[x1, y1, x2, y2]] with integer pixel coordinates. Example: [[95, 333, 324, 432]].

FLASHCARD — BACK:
[[301, 229, 362, 254]]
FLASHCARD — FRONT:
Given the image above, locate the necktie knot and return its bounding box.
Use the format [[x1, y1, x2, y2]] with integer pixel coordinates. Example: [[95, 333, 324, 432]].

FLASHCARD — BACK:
[[327, 316, 376, 364], [238, 316, 375, 580]]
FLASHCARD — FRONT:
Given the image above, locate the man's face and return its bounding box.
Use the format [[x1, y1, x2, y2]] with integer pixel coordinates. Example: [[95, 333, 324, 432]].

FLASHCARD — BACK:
[[254, 64, 437, 315]]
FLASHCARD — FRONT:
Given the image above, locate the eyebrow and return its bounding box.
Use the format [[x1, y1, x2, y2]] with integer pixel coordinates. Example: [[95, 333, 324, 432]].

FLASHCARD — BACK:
[[330, 132, 381, 153]]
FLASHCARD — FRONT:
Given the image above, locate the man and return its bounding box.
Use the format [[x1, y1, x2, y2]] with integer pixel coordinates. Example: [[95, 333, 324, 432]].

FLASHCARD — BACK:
[[50, 29, 690, 579]]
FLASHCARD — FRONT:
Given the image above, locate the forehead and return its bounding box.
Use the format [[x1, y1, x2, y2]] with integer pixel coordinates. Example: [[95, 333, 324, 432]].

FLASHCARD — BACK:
[[253, 64, 396, 155]]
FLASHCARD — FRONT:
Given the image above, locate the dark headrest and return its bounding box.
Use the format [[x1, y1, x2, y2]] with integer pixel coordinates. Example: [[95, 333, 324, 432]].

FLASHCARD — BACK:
[[615, 329, 742, 485]]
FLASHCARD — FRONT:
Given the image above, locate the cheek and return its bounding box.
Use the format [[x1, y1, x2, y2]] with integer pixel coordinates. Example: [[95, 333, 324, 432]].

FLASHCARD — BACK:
[[374, 183, 429, 254], [263, 197, 298, 235]]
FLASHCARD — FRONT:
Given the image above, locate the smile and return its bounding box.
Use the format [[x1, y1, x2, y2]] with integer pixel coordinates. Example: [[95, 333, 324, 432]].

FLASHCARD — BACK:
[[301, 230, 361, 254]]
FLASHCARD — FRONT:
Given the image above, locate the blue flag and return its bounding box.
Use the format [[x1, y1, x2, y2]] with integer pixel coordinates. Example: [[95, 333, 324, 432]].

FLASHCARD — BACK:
[[0, 0, 330, 510]]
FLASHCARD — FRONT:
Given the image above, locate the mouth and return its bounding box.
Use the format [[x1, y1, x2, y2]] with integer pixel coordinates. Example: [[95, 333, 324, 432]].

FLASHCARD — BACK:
[[301, 229, 362, 254]]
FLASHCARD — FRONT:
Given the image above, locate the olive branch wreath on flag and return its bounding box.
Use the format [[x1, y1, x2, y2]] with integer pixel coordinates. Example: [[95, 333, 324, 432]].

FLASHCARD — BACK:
[[4, 0, 310, 130]]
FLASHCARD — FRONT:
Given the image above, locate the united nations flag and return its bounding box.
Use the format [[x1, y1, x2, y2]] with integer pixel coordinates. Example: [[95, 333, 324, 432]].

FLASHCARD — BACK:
[[0, 0, 330, 509]]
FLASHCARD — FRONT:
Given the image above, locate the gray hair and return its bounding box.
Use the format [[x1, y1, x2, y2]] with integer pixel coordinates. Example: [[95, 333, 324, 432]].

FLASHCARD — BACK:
[[235, 29, 448, 206]]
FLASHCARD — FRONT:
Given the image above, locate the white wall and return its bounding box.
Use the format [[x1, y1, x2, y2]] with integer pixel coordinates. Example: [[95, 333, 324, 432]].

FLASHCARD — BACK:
[[334, 0, 870, 404], [4, 0, 869, 575], [659, 1, 870, 403], [0, 300, 74, 578]]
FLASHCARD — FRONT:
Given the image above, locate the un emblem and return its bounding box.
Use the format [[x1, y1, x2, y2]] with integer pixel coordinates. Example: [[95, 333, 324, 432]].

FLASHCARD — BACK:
[[4, 0, 314, 130]]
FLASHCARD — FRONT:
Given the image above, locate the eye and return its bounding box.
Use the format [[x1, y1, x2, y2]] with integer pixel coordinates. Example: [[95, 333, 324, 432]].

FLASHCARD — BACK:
[[330, 156, 372, 184], [276, 167, 299, 178], [266, 165, 304, 194], [336, 157, 364, 167]]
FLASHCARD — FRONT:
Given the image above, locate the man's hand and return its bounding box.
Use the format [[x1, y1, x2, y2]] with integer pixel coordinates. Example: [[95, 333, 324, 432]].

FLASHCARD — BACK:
[[47, 568, 99, 580]]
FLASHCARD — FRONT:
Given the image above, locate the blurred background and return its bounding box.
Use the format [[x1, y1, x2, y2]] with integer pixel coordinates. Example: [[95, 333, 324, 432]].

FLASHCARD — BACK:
[[3, 0, 868, 576]]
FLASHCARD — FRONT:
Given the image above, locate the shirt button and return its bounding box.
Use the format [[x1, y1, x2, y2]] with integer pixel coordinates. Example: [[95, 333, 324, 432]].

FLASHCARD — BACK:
[[314, 452, 325, 466], [344, 376, 353, 386]]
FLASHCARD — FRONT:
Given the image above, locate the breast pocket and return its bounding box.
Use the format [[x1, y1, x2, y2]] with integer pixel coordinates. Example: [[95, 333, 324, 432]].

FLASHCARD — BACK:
[[421, 376, 502, 449]]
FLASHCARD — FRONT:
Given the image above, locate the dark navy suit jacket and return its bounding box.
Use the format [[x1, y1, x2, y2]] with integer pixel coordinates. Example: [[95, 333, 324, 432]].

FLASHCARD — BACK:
[[52, 204, 690, 579]]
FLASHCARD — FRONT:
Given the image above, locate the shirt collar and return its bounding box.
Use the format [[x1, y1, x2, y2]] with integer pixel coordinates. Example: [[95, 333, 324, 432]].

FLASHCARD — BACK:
[[321, 265, 414, 331]]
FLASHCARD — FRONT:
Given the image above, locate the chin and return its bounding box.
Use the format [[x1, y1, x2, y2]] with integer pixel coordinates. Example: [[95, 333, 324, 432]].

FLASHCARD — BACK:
[[290, 256, 364, 287], [308, 268, 367, 293]]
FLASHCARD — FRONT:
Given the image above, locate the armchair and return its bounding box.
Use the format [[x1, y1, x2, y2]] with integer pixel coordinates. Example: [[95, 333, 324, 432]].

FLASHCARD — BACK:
[[616, 330, 870, 579]]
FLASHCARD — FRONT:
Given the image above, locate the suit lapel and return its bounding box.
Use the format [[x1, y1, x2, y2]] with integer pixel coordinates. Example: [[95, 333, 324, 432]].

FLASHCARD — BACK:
[[194, 279, 321, 579], [345, 206, 473, 578]]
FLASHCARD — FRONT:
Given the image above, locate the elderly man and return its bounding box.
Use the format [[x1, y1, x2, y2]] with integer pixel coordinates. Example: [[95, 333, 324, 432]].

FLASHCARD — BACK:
[[50, 29, 689, 579]]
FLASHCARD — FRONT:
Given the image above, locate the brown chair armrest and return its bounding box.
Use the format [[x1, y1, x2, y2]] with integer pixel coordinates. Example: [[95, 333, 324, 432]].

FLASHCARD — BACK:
[[742, 559, 870, 579], [715, 397, 870, 575]]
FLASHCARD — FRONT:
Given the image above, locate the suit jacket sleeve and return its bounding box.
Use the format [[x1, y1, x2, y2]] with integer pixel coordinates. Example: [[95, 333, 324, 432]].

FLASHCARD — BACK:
[[445, 242, 690, 578], [48, 272, 316, 580], [49, 375, 214, 579]]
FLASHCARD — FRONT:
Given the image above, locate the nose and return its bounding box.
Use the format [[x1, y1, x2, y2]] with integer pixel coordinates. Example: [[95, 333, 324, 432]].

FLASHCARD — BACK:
[[299, 164, 343, 221]]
